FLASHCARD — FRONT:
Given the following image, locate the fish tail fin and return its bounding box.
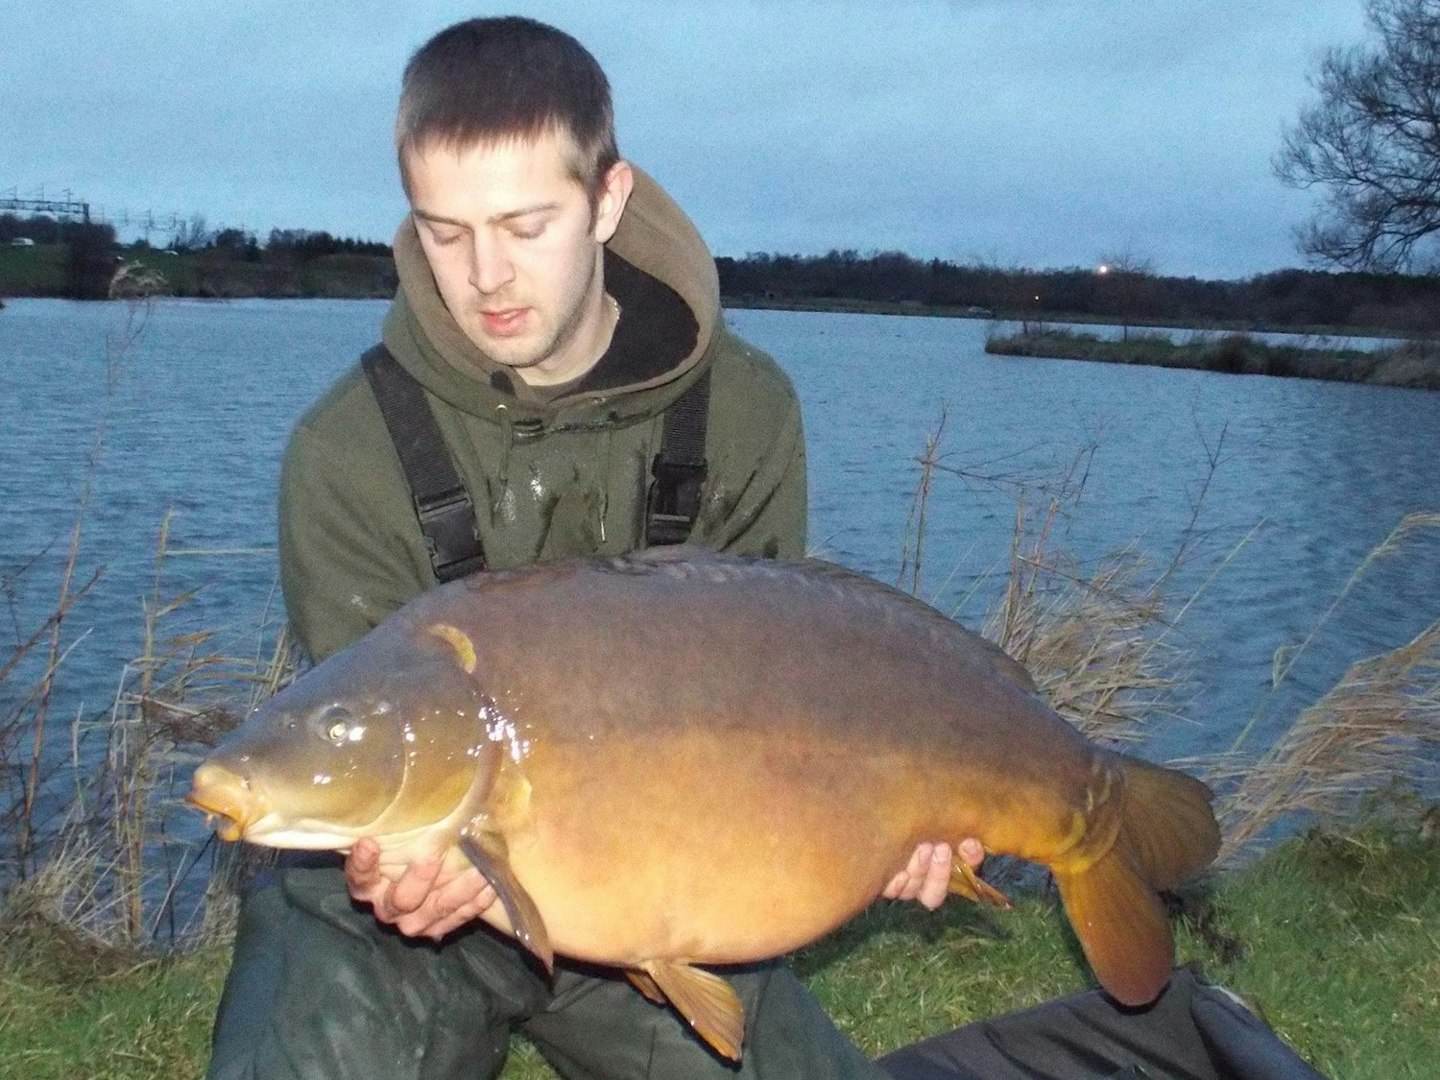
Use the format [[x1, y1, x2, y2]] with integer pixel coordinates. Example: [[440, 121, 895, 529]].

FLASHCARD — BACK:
[[1113, 753, 1221, 890], [1054, 849, 1173, 1006], [1054, 754, 1220, 1006]]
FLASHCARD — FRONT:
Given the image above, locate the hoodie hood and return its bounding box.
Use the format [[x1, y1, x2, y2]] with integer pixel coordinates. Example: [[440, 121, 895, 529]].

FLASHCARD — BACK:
[[382, 165, 720, 425]]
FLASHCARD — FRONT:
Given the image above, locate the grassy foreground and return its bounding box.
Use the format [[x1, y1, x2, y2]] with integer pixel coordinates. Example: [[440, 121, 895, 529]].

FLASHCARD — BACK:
[[3, 816, 1435, 1079]]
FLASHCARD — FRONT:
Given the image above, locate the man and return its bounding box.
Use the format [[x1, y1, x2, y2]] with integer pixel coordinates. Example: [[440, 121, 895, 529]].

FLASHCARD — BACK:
[[209, 16, 978, 1079]]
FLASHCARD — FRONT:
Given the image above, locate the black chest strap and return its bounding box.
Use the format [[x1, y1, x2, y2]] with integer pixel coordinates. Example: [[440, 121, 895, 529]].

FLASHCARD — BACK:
[[645, 369, 711, 547], [361, 346, 486, 583], [362, 345, 711, 583]]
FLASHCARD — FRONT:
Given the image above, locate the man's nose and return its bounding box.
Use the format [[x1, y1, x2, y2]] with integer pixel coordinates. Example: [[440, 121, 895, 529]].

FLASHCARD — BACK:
[[470, 234, 515, 295]]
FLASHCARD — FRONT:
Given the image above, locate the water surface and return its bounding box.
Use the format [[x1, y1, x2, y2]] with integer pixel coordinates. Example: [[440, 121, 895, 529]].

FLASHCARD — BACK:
[[3, 298, 1437, 780]]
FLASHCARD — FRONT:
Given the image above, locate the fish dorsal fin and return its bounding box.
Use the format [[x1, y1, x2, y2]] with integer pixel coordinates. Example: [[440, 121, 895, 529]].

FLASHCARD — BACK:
[[641, 959, 746, 1062], [459, 829, 553, 972]]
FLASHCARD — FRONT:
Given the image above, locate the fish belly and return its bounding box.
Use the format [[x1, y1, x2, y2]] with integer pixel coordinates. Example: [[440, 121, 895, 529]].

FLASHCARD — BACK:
[[494, 727, 1062, 966]]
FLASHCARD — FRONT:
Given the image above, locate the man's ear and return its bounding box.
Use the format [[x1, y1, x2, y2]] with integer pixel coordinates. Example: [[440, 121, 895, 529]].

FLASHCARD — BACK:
[[592, 160, 634, 244]]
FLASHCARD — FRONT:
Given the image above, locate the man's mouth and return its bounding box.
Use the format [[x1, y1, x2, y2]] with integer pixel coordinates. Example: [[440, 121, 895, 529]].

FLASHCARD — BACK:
[[480, 308, 529, 336]]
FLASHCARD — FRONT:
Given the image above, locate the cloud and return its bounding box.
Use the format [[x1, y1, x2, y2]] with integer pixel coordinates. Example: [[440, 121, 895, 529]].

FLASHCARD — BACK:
[[1, 0, 1375, 277]]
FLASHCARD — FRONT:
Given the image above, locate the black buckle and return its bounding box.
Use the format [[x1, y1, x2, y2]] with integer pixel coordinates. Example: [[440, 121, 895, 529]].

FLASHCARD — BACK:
[[646, 456, 707, 546], [416, 487, 485, 582]]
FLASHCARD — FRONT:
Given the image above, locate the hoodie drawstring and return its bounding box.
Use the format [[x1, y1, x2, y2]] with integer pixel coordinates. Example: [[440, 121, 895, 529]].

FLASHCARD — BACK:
[[595, 424, 614, 543], [492, 403, 514, 516]]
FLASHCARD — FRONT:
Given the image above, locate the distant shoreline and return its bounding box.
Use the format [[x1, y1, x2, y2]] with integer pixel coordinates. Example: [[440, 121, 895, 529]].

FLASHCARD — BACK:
[[719, 295, 1424, 342], [985, 327, 1440, 391], [4, 245, 1435, 364]]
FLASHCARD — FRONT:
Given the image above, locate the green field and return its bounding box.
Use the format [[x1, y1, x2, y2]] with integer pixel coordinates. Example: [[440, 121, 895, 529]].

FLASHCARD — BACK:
[[0, 244, 68, 295], [0, 245, 397, 300]]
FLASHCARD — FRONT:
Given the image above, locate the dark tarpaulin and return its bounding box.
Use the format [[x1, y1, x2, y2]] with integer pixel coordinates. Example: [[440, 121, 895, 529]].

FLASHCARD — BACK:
[[878, 968, 1327, 1080]]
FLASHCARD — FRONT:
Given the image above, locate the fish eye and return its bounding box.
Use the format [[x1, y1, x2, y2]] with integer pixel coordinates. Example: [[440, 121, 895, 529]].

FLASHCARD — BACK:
[[317, 704, 355, 744]]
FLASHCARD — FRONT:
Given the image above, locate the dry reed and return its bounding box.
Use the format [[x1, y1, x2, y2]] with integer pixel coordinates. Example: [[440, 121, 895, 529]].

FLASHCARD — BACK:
[[1209, 512, 1440, 862], [1, 275, 297, 947], [901, 408, 1186, 748], [900, 410, 1440, 867]]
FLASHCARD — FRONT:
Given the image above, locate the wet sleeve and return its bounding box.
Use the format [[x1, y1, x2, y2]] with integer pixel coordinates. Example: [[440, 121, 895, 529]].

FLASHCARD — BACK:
[[277, 426, 428, 662], [698, 392, 808, 561]]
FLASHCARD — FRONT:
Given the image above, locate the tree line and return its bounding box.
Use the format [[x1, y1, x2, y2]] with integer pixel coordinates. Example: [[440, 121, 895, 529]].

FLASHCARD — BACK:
[[717, 251, 1440, 334], [1, 213, 394, 299], [6, 209, 1439, 331], [1, 212, 392, 259]]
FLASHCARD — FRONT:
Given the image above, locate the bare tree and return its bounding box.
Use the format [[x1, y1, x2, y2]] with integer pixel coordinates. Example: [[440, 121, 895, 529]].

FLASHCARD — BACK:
[[1276, 0, 1440, 272], [168, 213, 211, 253], [1096, 247, 1156, 339]]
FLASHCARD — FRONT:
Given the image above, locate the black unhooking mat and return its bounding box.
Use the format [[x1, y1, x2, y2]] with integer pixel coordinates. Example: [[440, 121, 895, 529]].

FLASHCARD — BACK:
[[878, 967, 1327, 1080]]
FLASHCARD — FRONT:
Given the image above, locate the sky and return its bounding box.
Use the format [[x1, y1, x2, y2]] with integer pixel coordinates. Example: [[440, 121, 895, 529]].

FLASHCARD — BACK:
[[1, 0, 1377, 280]]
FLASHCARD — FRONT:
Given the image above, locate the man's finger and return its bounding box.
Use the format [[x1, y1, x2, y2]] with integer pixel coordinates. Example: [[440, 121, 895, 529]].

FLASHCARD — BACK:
[[916, 842, 952, 910], [425, 888, 498, 941], [908, 841, 934, 878], [957, 837, 985, 870], [432, 868, 490, 913], [344, 839, 384, 897], [388, 858, 445, 914], [880, 870, 909, 900], [882, 842, 933, 901]]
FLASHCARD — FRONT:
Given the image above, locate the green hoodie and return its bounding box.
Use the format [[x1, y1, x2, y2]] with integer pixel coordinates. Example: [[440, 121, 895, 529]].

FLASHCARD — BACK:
[[278, 168, 807, 662]]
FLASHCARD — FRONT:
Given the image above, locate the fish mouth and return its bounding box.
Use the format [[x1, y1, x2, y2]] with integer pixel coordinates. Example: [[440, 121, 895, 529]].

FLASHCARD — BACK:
[[188, 762, 268, 843]]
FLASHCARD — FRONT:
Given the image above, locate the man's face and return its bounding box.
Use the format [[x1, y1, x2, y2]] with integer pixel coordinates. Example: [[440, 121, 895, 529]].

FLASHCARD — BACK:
[[405, 131, 630, 385]]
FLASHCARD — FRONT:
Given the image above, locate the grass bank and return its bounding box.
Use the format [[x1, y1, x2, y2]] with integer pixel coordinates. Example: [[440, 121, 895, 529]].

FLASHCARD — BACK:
[[3, 813, 1436, 1078], [986, 327, 1440, 391]]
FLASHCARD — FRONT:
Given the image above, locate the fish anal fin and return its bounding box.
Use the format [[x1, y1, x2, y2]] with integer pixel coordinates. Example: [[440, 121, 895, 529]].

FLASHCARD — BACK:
[[1055, 851, 1173, 1007], [626, 969, 666, 1005], [459, 831, 554, 973], [642, 959, 746, 1062], [949, 858, 1012, 909]]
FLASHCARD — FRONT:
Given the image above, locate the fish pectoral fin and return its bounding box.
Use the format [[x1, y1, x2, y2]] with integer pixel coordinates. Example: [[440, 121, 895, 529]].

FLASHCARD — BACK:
[[949, 857, 1013, 909], [459, 832, 554, 973], [642, 959, 746, 1063], [625, 969, 667, 1005]]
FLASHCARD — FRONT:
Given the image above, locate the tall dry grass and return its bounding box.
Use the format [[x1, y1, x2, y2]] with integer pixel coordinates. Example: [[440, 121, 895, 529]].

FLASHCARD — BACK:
[[0, 271, 297, 948], [1214, 513, 1440, 861], [900, 409, 1440, 867], [899, 406, 1194, 749]]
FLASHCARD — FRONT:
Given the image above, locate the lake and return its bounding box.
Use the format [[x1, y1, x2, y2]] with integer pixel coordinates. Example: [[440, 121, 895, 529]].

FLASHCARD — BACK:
[[2, 297, 1439, 875]]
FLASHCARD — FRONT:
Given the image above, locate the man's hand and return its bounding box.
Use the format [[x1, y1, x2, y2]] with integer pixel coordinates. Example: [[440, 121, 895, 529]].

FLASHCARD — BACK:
[[344, 838, 498, 941], [882, 839, 984, 910]]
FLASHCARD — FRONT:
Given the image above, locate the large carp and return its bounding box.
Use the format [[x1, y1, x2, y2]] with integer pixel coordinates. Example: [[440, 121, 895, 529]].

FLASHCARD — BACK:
[[190, 548, 1219, 1060]]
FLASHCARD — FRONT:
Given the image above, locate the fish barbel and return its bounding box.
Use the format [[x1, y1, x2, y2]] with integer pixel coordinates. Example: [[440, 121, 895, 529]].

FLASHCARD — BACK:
[[189, 548, 1219, 1060]]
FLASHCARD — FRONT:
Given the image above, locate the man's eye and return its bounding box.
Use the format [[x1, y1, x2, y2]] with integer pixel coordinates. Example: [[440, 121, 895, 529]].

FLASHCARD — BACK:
[[431, 231, 464, 246], [511, 222, 546, 240]]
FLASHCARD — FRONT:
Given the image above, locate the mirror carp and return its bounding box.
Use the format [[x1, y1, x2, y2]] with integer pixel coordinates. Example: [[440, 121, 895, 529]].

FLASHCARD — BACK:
[[189, 548, 1219, 1061]]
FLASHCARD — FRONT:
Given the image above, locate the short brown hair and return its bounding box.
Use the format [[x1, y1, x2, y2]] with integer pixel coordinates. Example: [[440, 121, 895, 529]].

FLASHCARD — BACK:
[[396, 17, 619, 199]]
